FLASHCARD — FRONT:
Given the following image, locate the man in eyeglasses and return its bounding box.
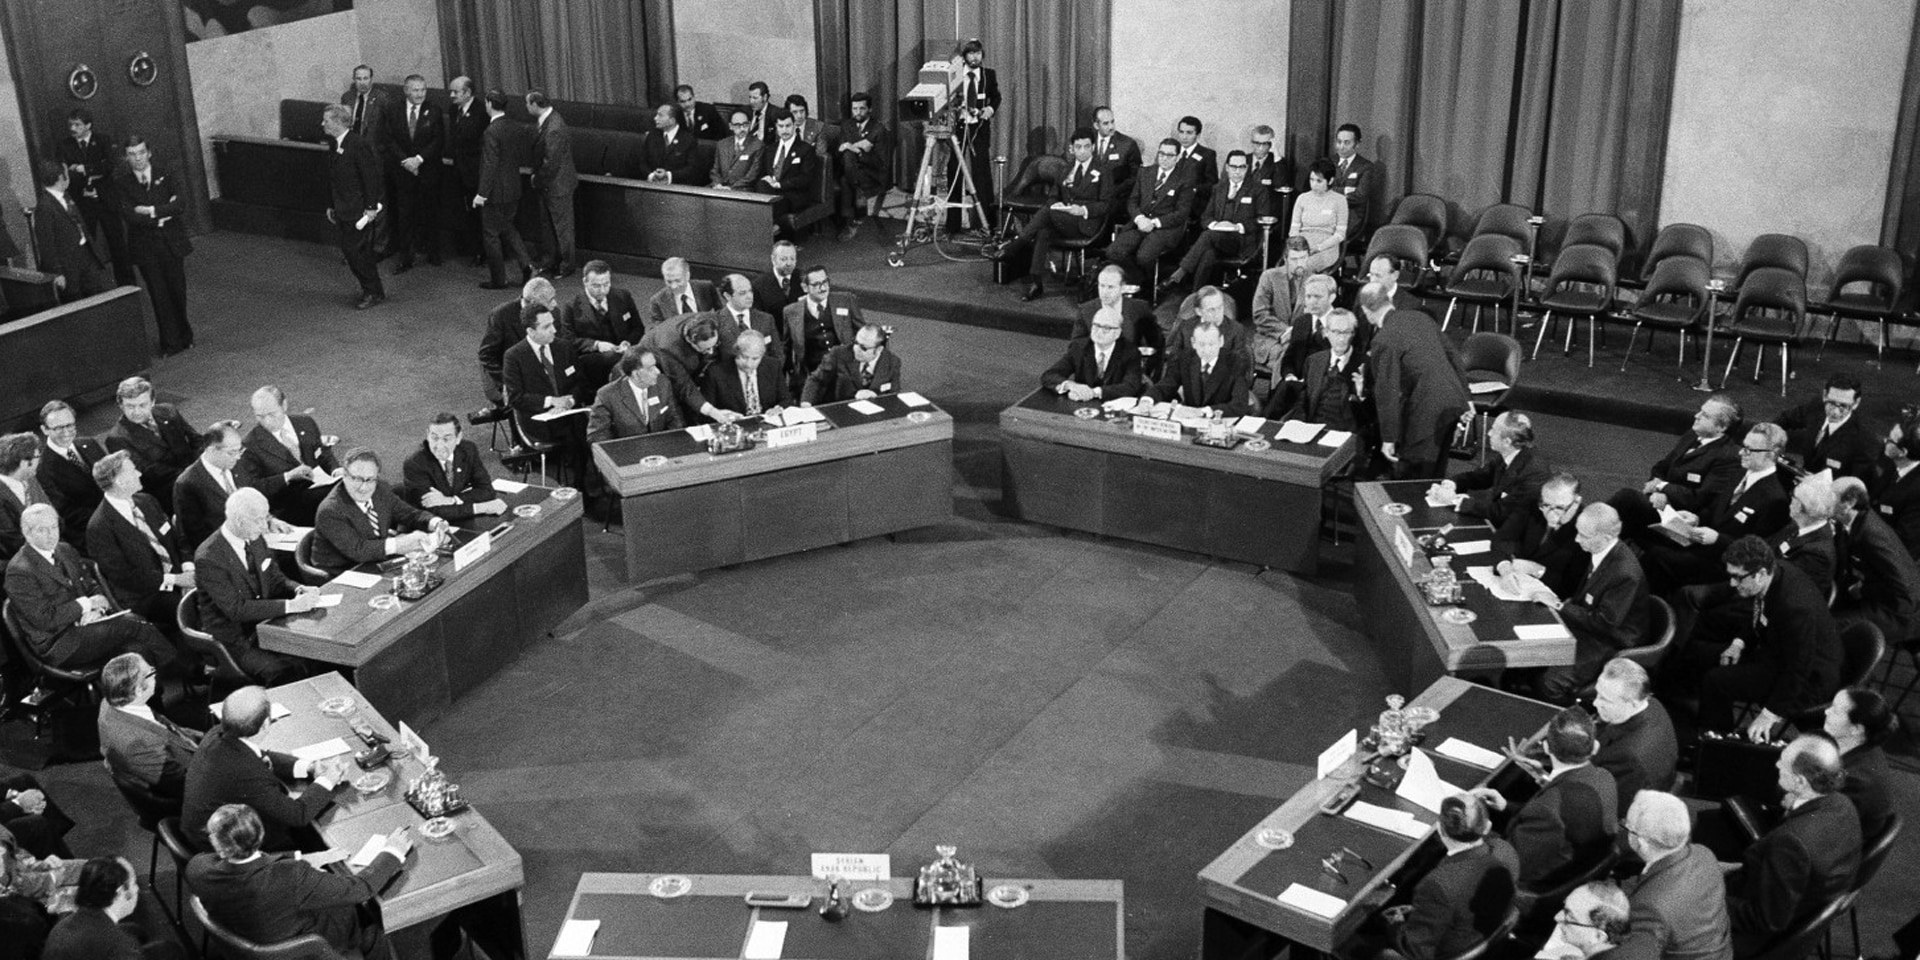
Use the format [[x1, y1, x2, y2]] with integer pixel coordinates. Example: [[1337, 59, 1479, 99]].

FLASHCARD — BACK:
[[1245, 124, 1291, 214], [1537, 881, 1631, 959], [1639, 424, 1792, 587], [1495, 472, 1589, 600], [1610, 394, 1745, 542], [310, 448, 446, 576], [1609, 791, 1732, 960], [98, 652, 200, 799], [1771, 374, 1877, 481], [1164, 149, 1267, 292], [1693, 535, 1841, 741]]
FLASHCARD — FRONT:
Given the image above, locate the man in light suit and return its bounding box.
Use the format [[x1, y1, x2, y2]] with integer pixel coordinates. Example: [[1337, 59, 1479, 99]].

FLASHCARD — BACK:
[[641, 102, 700, 185], [114, 137, 194, 356], [589, 347, 685, 442], [180, 686, 347, 853], [1612, 790, 1734, 960], [4, 505, 176, 674], [1475, 707, 1617, 890], [104, 376, 201, 512], [675, 84, 728, 140], [98, 653, 200, 799], [711, 110, 764, 189], [32, 161, 110, 300], [526, 91, 578, 278], [310, 449, 446, 577], [1043, 306, 1142, 402], [803, 324, 902, 405], [236, 385, 340, 526], [783, 265, 865, 391], [1331, 122, 1382, 244], [85, 452, 193, 628], [401, 414, 506, 522], [1363, 283, 1471, 479], [996, 127, 1116, 303], [1526, 503, 1650, 704], [172, 422, 245, 557], [191, 489, 316, 686], [702, 329, 791, 421], [1148, 322, 1252, 417], [385, 74, 443, 272], [647, 257, 721, 330], [319, 103, 386, 310], [35, 400, 106, 546], [472, 89, 533, 290]]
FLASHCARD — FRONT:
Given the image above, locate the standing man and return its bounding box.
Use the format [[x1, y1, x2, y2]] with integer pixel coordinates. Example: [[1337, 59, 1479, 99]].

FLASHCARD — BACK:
[[836, 92, 893, 240], [473, 89, 533, 290], [674, 84, 727, 140], [385, 74, 442, 272], [105, 376, 201, 512], [949, 38, 1000, 229], [526, 92, 577, 279], [1330, 123, 1380, 245], [1102, 139, 1194, 289], [32, 161, 111, 301], [340, 64, 392, 258], [752, 241, 804, 322], [56, 108, 132, 284], [1090, 106, 1142, 195], [446, 76, 489, 266], [114, 136, 193, 356], [745, 81, 778, 145], [319, 104, 386, 310], [1364, 282, 1470, 479], [997, 128, 1115, 303], [711, 110, 764, 190]]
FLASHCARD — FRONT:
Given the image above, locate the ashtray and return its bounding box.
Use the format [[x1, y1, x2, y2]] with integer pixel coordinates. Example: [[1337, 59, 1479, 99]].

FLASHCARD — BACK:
[[851, 888, 894, 913], [1242, 438, 1272, 453], [1073, 407, 1100, 420], [907, 411, 933, 423], [649, 875, 692, 899], [986, 884, 1030, 909], [317, 696, 357, 717], [639, 455, 669, 468], [351, 769, 391, 794], [512, 504, 541, 518], [1254, 828, 1295, 850], [1382, 503, 1412, 517], [368, 595, 399, 611], [551, 486, 578, 501], [1441, 608, 1478, 624], [420, 817, 457, 841]]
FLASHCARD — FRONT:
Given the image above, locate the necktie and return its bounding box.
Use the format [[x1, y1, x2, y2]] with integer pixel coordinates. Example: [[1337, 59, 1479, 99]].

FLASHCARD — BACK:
[[362, 499, 380, 532], [1096, 350, 1108, 376], [218, 468, 234, 494], [636, 388, 651, 422], [744, 370, 761, 415], [1202, 361, 1213, 378], [1155, 171, 1167, 192], [128, 504, 169, 562], [1732, 476, 1751, 500], [861, 363, 874, 387], [440, 459, 454, 481], [538, 346, 556, 391], [408, 104, 419, 137], [65, 447, 82, 468], [1071, 163, 1084, 186], [1751, 597, 1764, 632], [1817, 425, 1830, 446], [1098, 137, 1108, 156], [354, 94, 366, 131], [593, 298, 607, 315], [680, 293, 693, 315], [1340, 157, 1350, 179], [280, 424, 300, 458]]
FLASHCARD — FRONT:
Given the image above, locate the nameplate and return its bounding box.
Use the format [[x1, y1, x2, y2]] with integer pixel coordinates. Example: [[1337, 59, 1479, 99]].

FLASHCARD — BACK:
[[453, 532, 491, 571], [764, 423, 818, 448], [1131, 416, 1183, 441], [1393, 526, 1417, 570], [810, 853, 891, 881]]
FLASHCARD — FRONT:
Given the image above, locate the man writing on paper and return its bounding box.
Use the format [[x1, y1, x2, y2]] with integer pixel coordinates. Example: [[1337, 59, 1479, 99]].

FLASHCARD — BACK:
[[237, 386, 342, 527], [180, 686, 350, 852], [503, 302, 590, 484], [1522, 503, 1648, 704], [193, 488, 321, 685], [311, 449, 447, 577], [1494, 473, 1590, 601]]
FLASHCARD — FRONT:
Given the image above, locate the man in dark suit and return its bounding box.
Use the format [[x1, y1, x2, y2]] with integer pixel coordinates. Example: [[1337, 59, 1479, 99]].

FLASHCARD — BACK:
[[1071, 266, 1163, 373], [1616, 790, 1734, 960], [310, 450, 446, 577], [949, 39, 1000, 224], [1148, 322, 1251, 416], [340, 64, 390, 153], [86, 452, 192, 628], [711, 272, 780, 347], [4, 504, 175, 673], [1529, 504, 1650, 703], [756, 115, 821, 240], [1102, 139, 1194, 287], [526, 91, 578, 277], [171, 423, 244, 557], [1494, 474, 1590, 600], [647, 257, 721, 330], [104, 376, 201, 512], [1284, 309, 1372, 441], [1591, 659, 1679, 813], [752, 241, 804, 325], [1871, 417, 1920, 558], [1165, 150, 1267, 291], [1435, 412, 1552, 527], [192, 489, 316, 686], [1246, 125, 1292, 213], [32, 161, 110, 301], [1726, 736, 1861, 959], [34, 401, 105, 545], [1366, 254, 1427, 315], [782, 266, 865, 391], [1482, 708, 1617, 890], [1641, 424, 1793, 587], [503, 302, 589, 482], [446, 77, 489, 264], [1170, 116, 1219, 220], [1257, 271, 1337, 415], [190, 803, 407, 960], [1772, 375, 1877, 480], [472, 89, 533, 290], [1612, 395, 1746, 538], [711, 109, 765, 189], [804, 325, 902, 405], [40, 857, 174, 960], [1831, 476, 1920, 651], [1363, 284, 1472, 479], [589, 347, 685, 442], [98, 653, 199, 799], [702, 330, 791, 420], [745, 81, 778, 146], [114, 137, 194, 356], [319, 104, 386, 310], [237, 386, 340, 526], [836, 92, 893, 239], [0, 432, 52, 561], [1090, 106, 1143, 195], [479, 278, 563, 405], [1822, 688, 1896, 842], [1696, 536, 1842, 738], [56, 108, 132, 284], [675, 84, 728, 140], [1390, 793, 1519, 960], [180, 686, 347, 853], [640, 314, 728, 426], [641, 102, 699, 185], [401, 414, 506, 522], [1043, 306, 1142, 402], [997, 128, 1116, 303], [567, 261, 646, 356], [1331, 122, 1382, 243], [384, 75, 443, 272]]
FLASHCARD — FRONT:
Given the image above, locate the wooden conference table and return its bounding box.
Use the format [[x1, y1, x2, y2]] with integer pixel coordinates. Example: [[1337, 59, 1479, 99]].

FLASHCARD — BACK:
[[1352, 481, 1576, 692], [998, 389, 1358, 574], [1197, 677, 1560, 958], [259, 672, 527, 959], [258, 483, 587, 727], [548, 873, 1124, 960], [594, 394, 954, 582]]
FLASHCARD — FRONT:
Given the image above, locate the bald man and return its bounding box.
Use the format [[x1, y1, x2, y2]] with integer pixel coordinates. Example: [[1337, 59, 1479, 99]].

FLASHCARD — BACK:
[[192, 489, 318, 685], [1725, 736, 1860, 958], [180, 686, 349, 853], [3, 503, 175, 673], [1615, 790, 1733, 960], [1525, 503, 1649, 704]]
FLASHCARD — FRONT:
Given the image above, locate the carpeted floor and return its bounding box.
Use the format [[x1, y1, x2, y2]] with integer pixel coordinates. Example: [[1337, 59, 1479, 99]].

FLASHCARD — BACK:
[[11, 231, 1916, 960]]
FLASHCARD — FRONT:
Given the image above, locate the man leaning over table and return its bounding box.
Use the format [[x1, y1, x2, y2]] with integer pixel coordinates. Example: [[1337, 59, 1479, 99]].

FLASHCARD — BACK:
[[180, 686, 351, 852], [1521, 502, 1649, 705], [311, 449, 446, 577], [193, 488, 319, 686]]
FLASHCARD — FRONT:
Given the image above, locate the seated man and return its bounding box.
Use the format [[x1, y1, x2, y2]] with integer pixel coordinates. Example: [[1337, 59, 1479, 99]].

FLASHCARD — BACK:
[[1043, 305, 1142, 403], [1822, 688, 1896, 841], [711, 110, 764, 190], [1280, 308, 1372, 441], [1431, 412, 1552, 527], [1166, 286, 1252, 368], [0, 432, 52, 560], [4, 504, 176, 675], [639, 103, 698, 184], [589, 347, 685, 441], [1259, 271, 1338, 418], [40, 856, 175, 960], [0, 767, 75, 860], [836, 92, 892, 239], [477, 277, 562, 407], [311, 449, 447, 576], [1691, 536, 1840, 739], [236, 386, 340, 526], [172, 421, 245, 554], [1071, 265, 1163, 375], [1523, 503, 1648, 704], [1615, 790, 1734, 960], [1679, 477, 1839, 654], [646, 256, 720, 331], [675, 84, 727, 140], [1590, 658, 1678, 812], [1493, 472, 1590, 600], [401, 413, 506, 521], [98, 653, 200, 799], [1639, 424, 1791, 587], [998, 127, 1116, 303], [803, 324, 901, 405], [701, 329, 791, 422], [1830, 476, 1920, 649], [34, 401, 105, 548], [1148, 322, 1251, 417], [1538, 881, 1632, 960], [193, 488, 321, 686], [713, 272, 781, 348], [1363, 792, 1518, 960], [1164, 149, 1266, 291], [189, 803, 408, 960], [1725, 736, 1860, 959], [1871, 415, 1920, 559], [640, 314, 726, 425], [755, 114, 821, 240], [1100, 138, 1193, 288], [180, 686, 349, 852], [783, 266, 866, 392], [1771, 374, 1877, 481], [565, 261, 645, 388], [1478, 707, 1617, 890], [1609, 395, 1745, 536], [86, 451, 193, 629], [502, 301, 590, 483]]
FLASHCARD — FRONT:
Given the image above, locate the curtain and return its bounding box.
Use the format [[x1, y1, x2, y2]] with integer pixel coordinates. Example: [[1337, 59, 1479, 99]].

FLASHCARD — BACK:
[[437, 0, 676, 105], [1885, 5, 1920, 288]]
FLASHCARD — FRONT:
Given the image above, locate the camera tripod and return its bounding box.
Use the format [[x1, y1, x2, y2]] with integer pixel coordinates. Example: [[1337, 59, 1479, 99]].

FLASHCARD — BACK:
[[887, 118, 998, 267]]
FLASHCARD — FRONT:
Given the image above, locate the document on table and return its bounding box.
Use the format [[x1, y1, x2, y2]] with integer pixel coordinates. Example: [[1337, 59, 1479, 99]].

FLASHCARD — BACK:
[[1395, 749, 1454, 813], [847, 399, 884, 415], [1232, 415, 1268, 435], [686, 424, 715, 442], [743, 920, 788, 959], [1103, 395, 1147, 413], [265, 526, 312, 551], [933, 925, 970, 960], [491, 478, 528, 493], [1275, 419, 1324, 444], [1279, 883, 1347, 918], [1318, 429, 1352, 448], [209, 700, 290, 722], [1514, 623, 1574, 641], [898, 392, 932, 407], [332, 570, 383, 590], [1435, 737, 1505, 769], [292, 738, 352, 763], [784, 406, 827, 424], [347, 832, 388, 870], [552, 919, 599, 957], [1448, 540, 1493, 556], [1466, 567, 1547, 602], [1346, 800, 1429, 838], [532, 406, 589, 421], [312, 593, 344, 608], [1426, 488, 1460, 508], [1170, 404, 1215, 425]]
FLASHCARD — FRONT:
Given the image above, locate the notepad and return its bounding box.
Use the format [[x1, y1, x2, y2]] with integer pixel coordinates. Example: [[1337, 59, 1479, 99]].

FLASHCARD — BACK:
[[899, 392, 932, 407], [491, 478, 529, 493], [1275, 419, 1324, 443], [1346, 800, 1429, 838], [1435, 737, 1505, 769], [209, 700, 290, 722], [347, 833, 388, 870], [330, 570, 382, 590], [1232, 415, 1268, 435], [1318, 430, 1352, 447], [552, 919, 599, 957], [292, 738, 351, 763], [744, 920, 788, 959], [784, 406, 827, 424], [1448, 540, 1493, 555], [1513, 623, 1574, 641], [933, 925, 970, 960], [312, 593, 344, 608], [686, 424, 715, 442], [848, 399, 884, 415], [1278, 883, 1348, 918], [532, 406, 589, 421]]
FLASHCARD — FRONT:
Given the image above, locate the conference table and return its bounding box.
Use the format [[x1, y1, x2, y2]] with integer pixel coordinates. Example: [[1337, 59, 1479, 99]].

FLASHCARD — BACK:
[[258, 671, 527, 960], [257, 482, 587, 727], [593, 394, 954, 582], [1197, 676, 1560, 959], [998, 389, 1358, 573], [547, 872, 1124, 959], [1351, 480, 1576, 692]]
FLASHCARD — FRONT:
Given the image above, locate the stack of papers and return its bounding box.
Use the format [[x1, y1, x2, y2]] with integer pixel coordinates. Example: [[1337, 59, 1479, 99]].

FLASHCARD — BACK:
[[898, 392, 932, 407], [1514, 623, 1574, 641], [1232, 415, 1268, 435], [1448, 539, 1493, 555], [348, 832, 389, 869], [1279, 883, 1347, 918], [332, 570, 383, 590], [784, 406, 827, 424], [1466, 566, 1547, 602], [1169, 404, 1215, 425], [1346, 800, 1429, 838], [1318, 430, 1353, 447], [933, 926, 970, 960], [1275, 420, 1324, 444], [1435, 738, 1504, 769], [210, 700, 291, 722], [744, 920, 788, 959], [552, 919, 600, 957]]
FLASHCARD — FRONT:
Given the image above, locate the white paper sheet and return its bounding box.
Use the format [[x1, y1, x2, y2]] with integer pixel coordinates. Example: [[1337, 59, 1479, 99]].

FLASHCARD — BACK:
[[1232, 416, 1268, 435], [1102, 395, 1143, 412], [265, 526, 312, 551], [1466, 567, 1547, 603], [1448, 540, 1493, 555], [1514, 623, 1574, 641], [933, 925, 970, 960], [532, 407, 590, 421], [1170, 404, 1215, 425], [1346, 800, 1429, 838], [743, 920, 788, 959], [312, 593, 344, 608], [307, 470, 341, 488], [1317, 729, 1357, 780], [348, 832, 387, 869], [298, 848, 348, 869], [332, 570, 383, 590], [1395, 749, 1455, 814], [1426, 489, 1460, 508], [686, 424, 715, 442], [552, 919, 600, 957], [848, 400, 884, 415], [292, 738, 352, 763], [1278, 883, 1348, 918], [1275, 420, 1324, 443], [491, 478, 529, 493], [1318, 429, 1353, 447], [1468, 380, 1509, 395], [898, 392, 932, 407], [209, 700, 290, 722], [1434, 738, 1505, 770], [784, 406, 827, 424], [399, 721, 430, 764]]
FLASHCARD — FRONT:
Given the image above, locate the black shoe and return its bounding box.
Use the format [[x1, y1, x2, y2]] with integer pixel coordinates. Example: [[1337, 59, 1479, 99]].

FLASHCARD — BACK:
[[1021, 282, 1044, 302], [355, 294, 384, 310], [479, 281, 513, 290]]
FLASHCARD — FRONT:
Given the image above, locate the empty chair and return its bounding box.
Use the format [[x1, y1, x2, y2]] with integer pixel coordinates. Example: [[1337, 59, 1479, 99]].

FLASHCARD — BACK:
[[1468, 202, 1534, 248], [1736, 233, 1810, 286], [1440, 234, 1524, 332], [1639, 223, 1714, 281], [1813, 244, 1905, 360], [1530, 243, 1619, 366], [1363, 225, 1433, 290], [1560, 213, 1627, 263], [996, 154, 1072, 232], [1461, 333, 1522, 458], [1389, 193, 1450, 255], [1721, 266, 1808, 395], [1623, 256, 1712, 371]]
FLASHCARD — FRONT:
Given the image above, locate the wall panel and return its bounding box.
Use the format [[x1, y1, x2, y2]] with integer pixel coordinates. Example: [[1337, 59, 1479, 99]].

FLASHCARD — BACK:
[[1108, 0, 1288, 171]]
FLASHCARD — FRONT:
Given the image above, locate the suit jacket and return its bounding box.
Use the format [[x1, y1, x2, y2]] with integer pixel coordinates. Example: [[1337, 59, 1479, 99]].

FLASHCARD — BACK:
[[644, 333, 721, 425], [105, 405, 201, 505], [712, 136, 765, 188], [1397, 838, 1520, 960], [1834, 510, 1920, 634], [566, 288, 645, 348], [802, 344, 903, 404], [647, 281, 721, 331], [838, 115, 892, 188], [55, 133, 115, 202], [588, 377, 684, 442], [702, 356, 792, 417], [1293, 348, 1371, 432], [187, 849, 401, 957], [32, 189, 106, 289], [1768, 522, 1836, 599], [448, 100, 489, 192], [1452, 447, 1552, 527], [0, 478, 51, 560], [1650, 432, 1744, 513], [1840, 745, 1893, 843], [192, 530, 296, 658], [530, 111, 579, 195], [1247, 151, 1291, 206], [1369, 309, 1472, 463], [40, 906, 143, 960], [761, 136, 820, 204], [686, 101, 727, 140], [956, 66, 1000, 121], [1047, 160, 1120, 235], [237, 416, 338, 502], [1593, 698, 1679, 813], [3, 543, 110, 656], [1167, 315, 1253, 369], [339, 87, 391, 154], [1071, 297, 1163, 360], [783, 294, 866, 378], [1559, 543, 1650, 653], [181, 725, 338, 852], [1773, 403, 1877, 480], [1746, 562, 1842, 718], [502, 338, 583, 419], [400, 440, 497, 521], [1199, 176, 1268, 232], [641, 128, 699, 183], [113, 163, 192, 261], [1042, 338, 1142, 400], [172, 459, 235, 558], [1728, 793, 1860, 957], [1333, 152, 1382, 235], [1092, 131, 1142, 189], [97, 700, 200, 799], [476, 115, 527, 205], [747, 105, 778, 147], [715, 308, 780, 347], [752, 271, 805, 323], [1507, 763, 1618, 889], [1702, 471, 1791, 549], [1494, 503, 1590, 599], [1150, 350, 1253, 416], [84, 494, 186, 615], [310, 482, 434, 575], [479, 297, 528, 380], [326, 129, 384, 222], [1124, 165, 1194, 228], [384, 98, 444, 177], [1868, 460, 1920, 560], [1176, 144, 1219, 210], [1611, 844, 1734, 960], [35, 438, 106, 542]]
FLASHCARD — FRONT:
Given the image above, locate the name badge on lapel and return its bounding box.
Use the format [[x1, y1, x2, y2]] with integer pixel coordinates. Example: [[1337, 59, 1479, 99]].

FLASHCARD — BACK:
[[564, 365, 576, 376], [879, 382, 893, 391], [1583, 594, 1595, 606], [1881, 504, 1895, 515], [1826, 458, 1842, 470], [1736, 506, 1753, 521], [835, 307, 848, 316], [259, 558, 273, 572], [1685, 472, 1701, 483], [1240, 196, 1253, 204], [159, 521, 172, 534]]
